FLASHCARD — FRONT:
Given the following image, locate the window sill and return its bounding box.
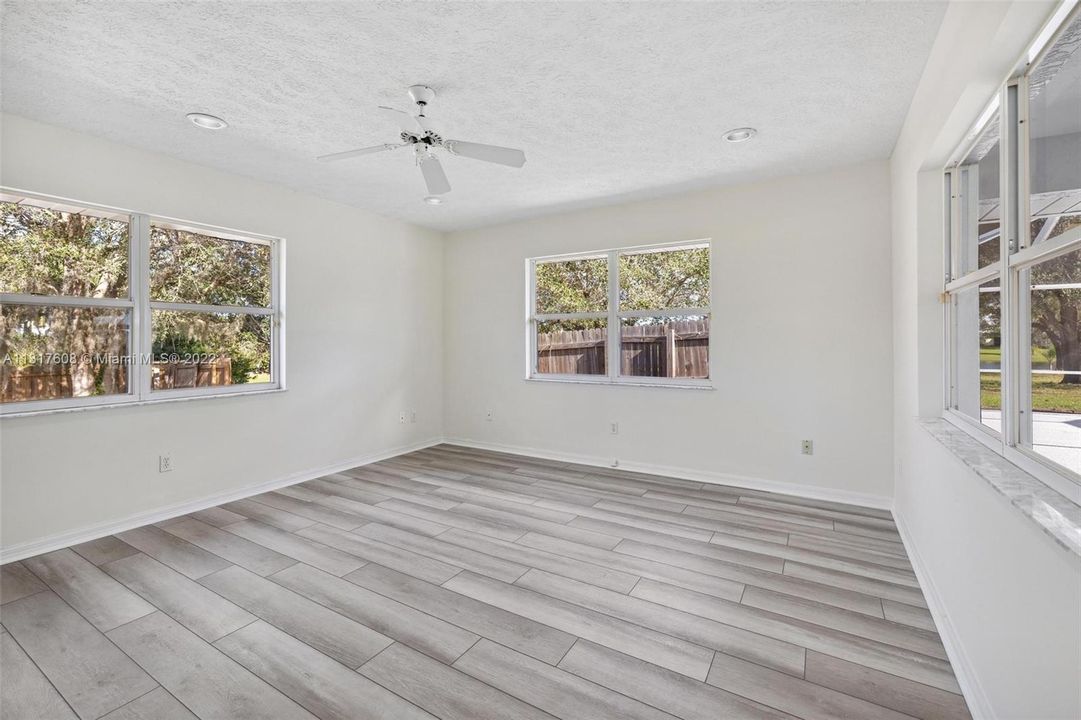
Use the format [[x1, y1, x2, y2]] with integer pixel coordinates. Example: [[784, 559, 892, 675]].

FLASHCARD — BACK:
[[0, 387, 286, 419], [920, 417, 1081, 557], [525, 376, 714, 391]]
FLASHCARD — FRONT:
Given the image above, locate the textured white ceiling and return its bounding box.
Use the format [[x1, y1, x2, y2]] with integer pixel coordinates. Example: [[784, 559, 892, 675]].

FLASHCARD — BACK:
[[1, 1, 946, 231]]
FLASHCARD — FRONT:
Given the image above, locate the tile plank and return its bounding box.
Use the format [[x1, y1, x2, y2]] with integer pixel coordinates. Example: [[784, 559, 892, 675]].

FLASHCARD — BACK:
[[440, 528, 640, 593], [103, 553, 255, 642], [706, 651, 915, 720], [296, 523, 461, 584], [162, 518, 296, 576], [516, 568, 806, 677], [272, 563, 479, 664], [359, 642, 556, 720], [199, 565, 391, 668], [22, 549, 155, 631], [444, 571, 714, 680], [99, 687, 197, 720], [357, 523, 528, 582], [71, 536, 138, 566], [115, 525, 230, 579], [345, 564, 575, 665], [222, 519, 365, 576], [1, 628, 78, 720], [1, 562, 47, 604], [107, 611, 315, 720], [805, 651, 970, 720], [2, 592, 156, 720], [632, 579, 961, 693], [454, 638, 677, 720], [221, 498, 316, 532], [216, 620, 435, 720], [559, 640, 795, 720]]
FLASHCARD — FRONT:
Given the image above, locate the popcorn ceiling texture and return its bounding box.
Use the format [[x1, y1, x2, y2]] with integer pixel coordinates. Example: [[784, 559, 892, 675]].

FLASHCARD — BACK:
[[1, 1, 945, 231]]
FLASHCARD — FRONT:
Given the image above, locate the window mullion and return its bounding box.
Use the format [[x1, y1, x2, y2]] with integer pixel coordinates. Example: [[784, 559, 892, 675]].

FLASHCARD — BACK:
[[132, 213, 152, 401], [607, 250, 619, 381], [1000, 82, 1020, 450]]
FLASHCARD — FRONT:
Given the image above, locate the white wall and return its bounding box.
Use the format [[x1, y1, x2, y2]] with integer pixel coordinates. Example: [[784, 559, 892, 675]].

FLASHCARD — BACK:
[[891, 2, 1081, 717], [443, 161, 895, 505], [0, 114, 444, 555]]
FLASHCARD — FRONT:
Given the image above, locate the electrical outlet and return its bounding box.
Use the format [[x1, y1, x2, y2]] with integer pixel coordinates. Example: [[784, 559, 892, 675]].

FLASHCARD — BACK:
[[399, 412, 406, 424], [801, 440, 814, 455], [159, 455, 174, 473], [610, 422, 619, 435], [411, 410, 417, 423], [485, 409, 493, 421]]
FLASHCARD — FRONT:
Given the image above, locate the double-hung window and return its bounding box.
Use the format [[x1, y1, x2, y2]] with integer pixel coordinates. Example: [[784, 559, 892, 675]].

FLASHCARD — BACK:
[[0, 190, 284, 415], [944, 3, 1081, 495], [528, 241, 711, 386]]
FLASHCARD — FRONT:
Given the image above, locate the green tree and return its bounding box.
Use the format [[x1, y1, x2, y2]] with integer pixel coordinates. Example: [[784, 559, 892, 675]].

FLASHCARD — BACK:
[[0, 202, 128, 396]]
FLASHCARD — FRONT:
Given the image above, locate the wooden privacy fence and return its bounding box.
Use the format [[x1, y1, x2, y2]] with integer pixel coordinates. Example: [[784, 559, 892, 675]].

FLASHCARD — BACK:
[[538, 318, 709, 377], [1, 358, 233, 402]]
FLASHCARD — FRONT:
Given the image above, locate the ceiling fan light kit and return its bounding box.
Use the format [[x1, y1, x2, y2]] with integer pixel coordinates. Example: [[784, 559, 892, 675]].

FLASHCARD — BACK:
[[318, 85, 526, 201]]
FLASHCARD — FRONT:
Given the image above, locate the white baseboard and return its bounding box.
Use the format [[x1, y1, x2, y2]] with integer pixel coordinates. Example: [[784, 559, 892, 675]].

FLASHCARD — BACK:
[[443, 436, 893, 511], [0, 436, 444, 564], [893, 509, 992, 720]]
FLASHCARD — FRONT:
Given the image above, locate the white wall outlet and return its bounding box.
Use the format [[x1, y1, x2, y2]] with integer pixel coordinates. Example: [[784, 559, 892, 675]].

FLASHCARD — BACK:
[[159, 454, 174, 473], [610, 422, 619, 435], [801, 440, 814, 455], [399, 412, 407, 424], [411, 410, 417, 424], [485, 409, 493, 421]]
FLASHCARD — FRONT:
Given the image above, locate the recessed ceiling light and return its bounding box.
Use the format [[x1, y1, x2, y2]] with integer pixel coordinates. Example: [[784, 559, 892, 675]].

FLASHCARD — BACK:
[[424, 196, 444, 205], [186, 112, 228, 130], [723, 127, 757, 143]]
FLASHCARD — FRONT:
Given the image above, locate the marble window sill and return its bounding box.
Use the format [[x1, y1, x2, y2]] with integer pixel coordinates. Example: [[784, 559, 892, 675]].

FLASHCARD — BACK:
[[920, 418, 1081, 557]]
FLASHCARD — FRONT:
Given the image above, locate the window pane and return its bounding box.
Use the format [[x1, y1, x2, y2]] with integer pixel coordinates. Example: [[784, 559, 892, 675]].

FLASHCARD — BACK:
[[956, 115, 1001, 274], [150, 226, 271, 307], [620, 316, 709, 379], [534, 257, 608, 314], [1022, 246, 1081, 473], [535, 319, 606, 375], [0, 199, 128, 298], [1028, 10, 1081, 246], [1, 304, 130, 402], [151, 310, 271, 390], [951, 279, 1001, 432], [620, 246, 710, 311]]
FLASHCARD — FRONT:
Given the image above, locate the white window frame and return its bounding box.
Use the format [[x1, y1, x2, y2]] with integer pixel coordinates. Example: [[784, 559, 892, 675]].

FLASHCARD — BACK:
[[942, 1, 1081, 500], [526, 239, 712, 389], [1, 188, 286, 417]]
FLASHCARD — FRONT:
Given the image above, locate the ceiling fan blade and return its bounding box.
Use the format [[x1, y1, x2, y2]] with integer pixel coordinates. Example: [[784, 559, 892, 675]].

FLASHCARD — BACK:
[[316, 143, 406, 162], [418, 154, 451, 195], [378, 105, 422, 135], [443, 139, 526, 168]]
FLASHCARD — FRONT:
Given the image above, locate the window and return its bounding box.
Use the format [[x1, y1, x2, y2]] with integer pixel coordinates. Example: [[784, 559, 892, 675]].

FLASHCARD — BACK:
[[944, 5, 1081, 492], [1, 191, 283, 414], [529, 241, 710, 386]]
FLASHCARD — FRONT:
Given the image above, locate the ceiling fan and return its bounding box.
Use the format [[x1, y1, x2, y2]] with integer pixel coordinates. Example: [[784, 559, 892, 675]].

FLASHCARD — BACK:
[[317, 85, 526, 200]]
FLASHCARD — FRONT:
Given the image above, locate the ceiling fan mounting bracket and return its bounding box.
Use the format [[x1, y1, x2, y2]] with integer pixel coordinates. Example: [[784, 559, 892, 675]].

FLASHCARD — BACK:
[[407, 85, 436, 114]]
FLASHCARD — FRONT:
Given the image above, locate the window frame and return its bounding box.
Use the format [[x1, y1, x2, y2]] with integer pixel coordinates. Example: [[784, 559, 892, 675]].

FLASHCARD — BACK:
[[526, 239, 712, 389], [942, 1, 1081, 499], [1, 188, 285, 417]]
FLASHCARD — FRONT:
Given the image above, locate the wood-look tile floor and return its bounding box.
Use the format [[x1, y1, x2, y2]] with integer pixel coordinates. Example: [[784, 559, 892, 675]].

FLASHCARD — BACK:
[[0, 444, 971, 720]]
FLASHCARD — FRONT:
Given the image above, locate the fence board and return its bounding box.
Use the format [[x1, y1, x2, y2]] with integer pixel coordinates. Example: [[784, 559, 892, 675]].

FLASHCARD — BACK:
[[537, 319, 709, 378]]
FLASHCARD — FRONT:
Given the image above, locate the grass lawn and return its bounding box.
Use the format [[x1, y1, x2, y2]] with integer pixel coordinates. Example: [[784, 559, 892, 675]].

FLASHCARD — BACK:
[[979, 345, 1056, 366], [981, 374, 1081, 413]]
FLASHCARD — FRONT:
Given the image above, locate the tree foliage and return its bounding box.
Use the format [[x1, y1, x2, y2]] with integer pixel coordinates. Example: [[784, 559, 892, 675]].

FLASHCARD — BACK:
[[0, 203, 271, 400]]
